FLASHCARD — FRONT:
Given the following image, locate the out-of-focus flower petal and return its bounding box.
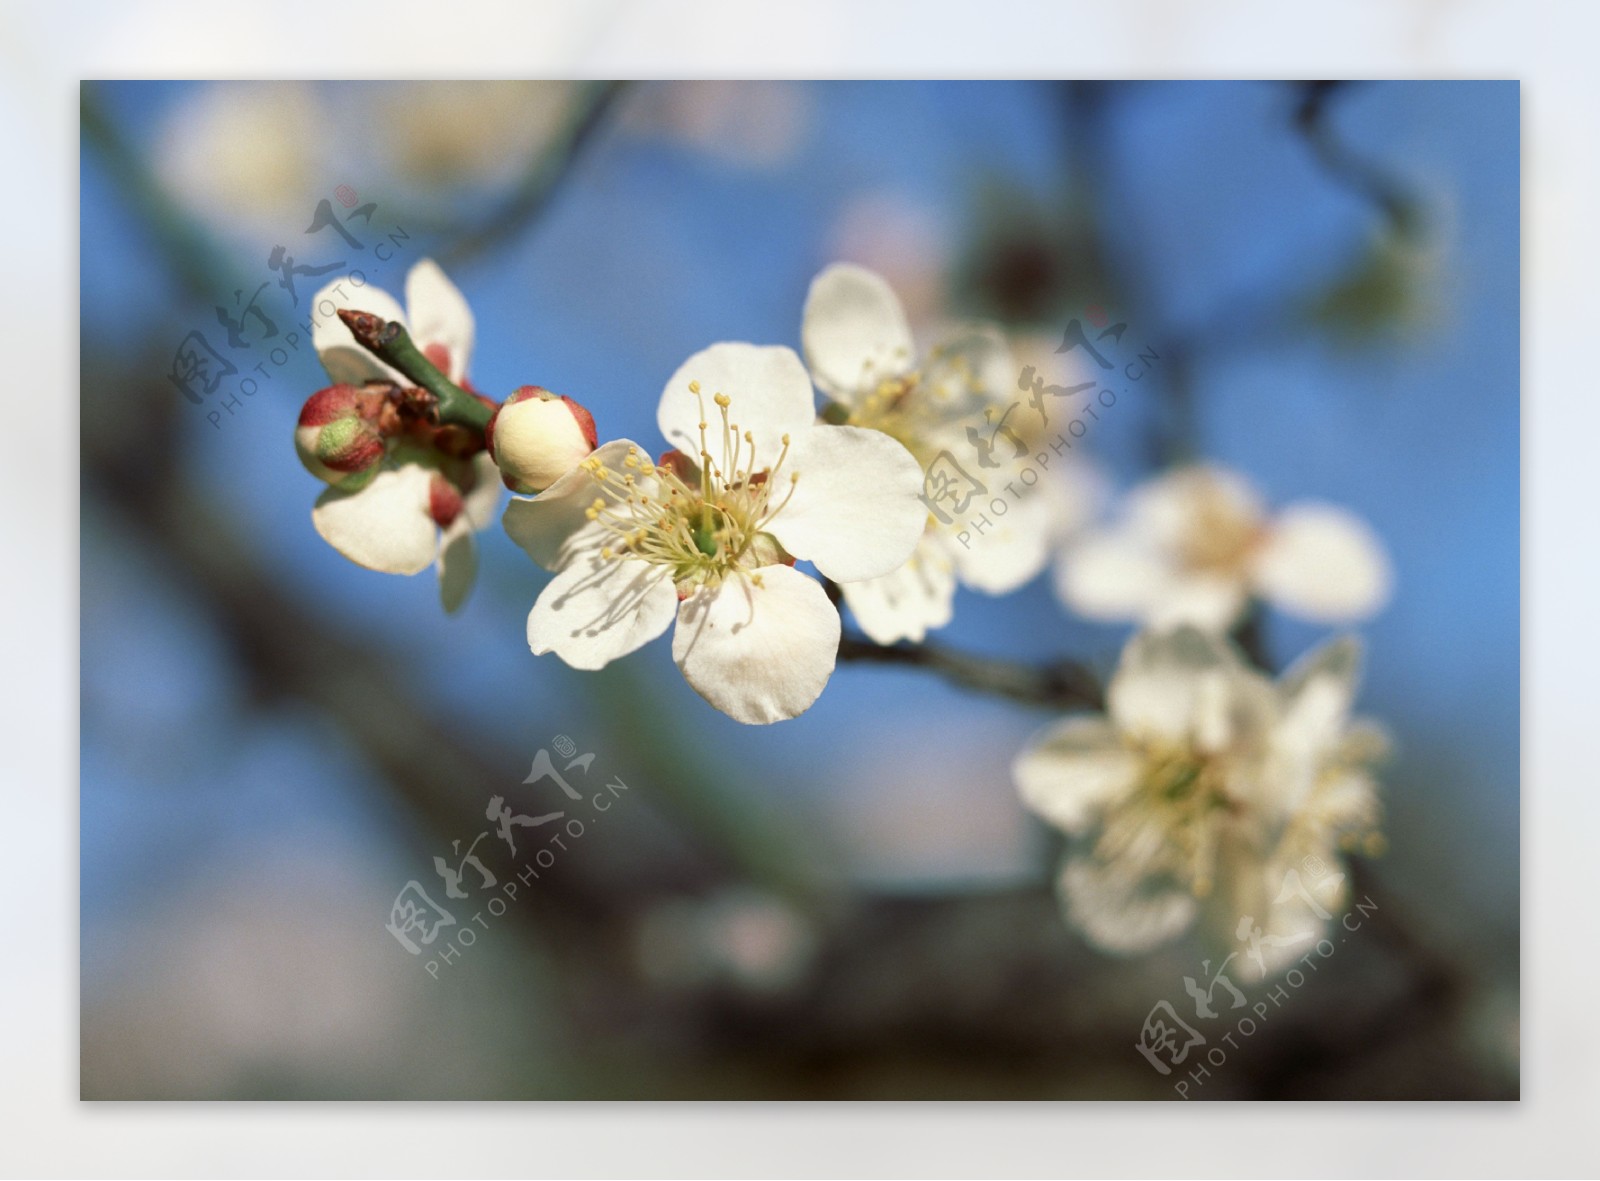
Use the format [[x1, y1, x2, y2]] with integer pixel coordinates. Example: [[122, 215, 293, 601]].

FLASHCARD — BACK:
[[1107, 627, 1245, 745], [947, 488, 1056, 593], [840, 535, 956, 644], [1251, 503, 1391, 622], [801, 263, 915, 404], [437, 516, 478, 614], [919, 322, 1016, 417], [1126, 464, 1266, 552], [1054, 531, 1173, 621], [1145, 571, 1249, 631], [1014, 716, 1142, 835], [461, 452, 504, 532], [1059, 856, 1200, 955]]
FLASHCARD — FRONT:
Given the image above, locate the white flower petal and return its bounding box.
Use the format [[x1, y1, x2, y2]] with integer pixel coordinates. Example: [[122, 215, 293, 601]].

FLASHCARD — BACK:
[[839, 534, 955, 644], [920, 322, 1016, 416], [404, 258, 475, 383], [437, 517, 478, 614], [657, 343, 818, 474], [1251, 503, 1391, 623], [764, 424, 926, 583], [1013, 717, 1142, 835], [672, 566, 840, 724], [311, 462, 437, 575], [1229, 854, 1350, 981], [947, 486, 1054, 593], [1127, 464, 1265, 551], [1312, 768, 1383, 832], [1037, 459, 1110, 546], [1053, 531, 1173, 622], [801, 263, 915, 404], [310, 277, 408, 386], [1059, 856, 1199, 955], [502, 439, 647, 571], [461, 451, 503, 532], [1146, 572, 1249, 631], [527, 554, 677, 670], [1107, 628, 1253, 745], [1276, 635, 1363, 759]]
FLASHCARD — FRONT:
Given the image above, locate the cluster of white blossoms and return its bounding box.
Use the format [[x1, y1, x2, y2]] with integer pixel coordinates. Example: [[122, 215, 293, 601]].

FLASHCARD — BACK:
[[1014, 628, 1387, 975], [295, 259, 1395, 968], [297, 259, 597, 613], [300, 260, 504, 613]]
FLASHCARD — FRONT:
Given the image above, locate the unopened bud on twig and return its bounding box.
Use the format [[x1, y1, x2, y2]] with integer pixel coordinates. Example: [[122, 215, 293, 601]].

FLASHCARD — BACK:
[[295, 384, 388, 490], [486, 385, 598, 494]]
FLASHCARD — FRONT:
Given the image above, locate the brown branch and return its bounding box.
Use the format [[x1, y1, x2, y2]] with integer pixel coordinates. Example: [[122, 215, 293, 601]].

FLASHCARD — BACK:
[[837, 633, 1104, 712]]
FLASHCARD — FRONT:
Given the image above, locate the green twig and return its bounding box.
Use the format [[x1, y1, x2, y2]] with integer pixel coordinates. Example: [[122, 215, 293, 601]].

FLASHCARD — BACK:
[[336, 309, 491, 431]]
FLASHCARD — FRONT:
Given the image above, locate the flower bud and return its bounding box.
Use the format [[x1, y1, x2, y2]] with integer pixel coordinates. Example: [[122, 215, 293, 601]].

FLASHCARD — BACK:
[[295, 384, 387, 490], [486, 386, 598, 494], [428, 470, 466, 529]]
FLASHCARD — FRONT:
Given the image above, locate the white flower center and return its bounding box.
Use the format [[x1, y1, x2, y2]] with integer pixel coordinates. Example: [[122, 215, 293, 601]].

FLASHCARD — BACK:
[[580, 381, 800, 592]]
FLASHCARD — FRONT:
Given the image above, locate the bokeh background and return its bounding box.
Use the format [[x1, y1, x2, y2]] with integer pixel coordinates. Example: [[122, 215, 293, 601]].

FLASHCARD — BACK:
[[79, 79, 1518, 1099]]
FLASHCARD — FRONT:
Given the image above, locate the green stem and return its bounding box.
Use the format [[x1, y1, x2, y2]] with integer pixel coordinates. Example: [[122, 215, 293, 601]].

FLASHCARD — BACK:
[[336, 309, 492, 431]]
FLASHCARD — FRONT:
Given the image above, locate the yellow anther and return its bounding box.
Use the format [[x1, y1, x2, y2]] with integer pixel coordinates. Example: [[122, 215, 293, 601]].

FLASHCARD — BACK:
[[688, 380, 701, 394], [781, 433, 791, 445], [714, 393, 731, 408], [600, 547, 614, 560]]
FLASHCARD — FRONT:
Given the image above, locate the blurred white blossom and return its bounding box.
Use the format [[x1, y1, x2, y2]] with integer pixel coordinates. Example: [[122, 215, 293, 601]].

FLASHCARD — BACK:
[[1013, 627, 1386, 977], [504, 342, 926, 723], [620, 81, 811, 171], [306, 259, 501, 613], [802, 263, 1091, 644], [1056, 463, 1390, 630]]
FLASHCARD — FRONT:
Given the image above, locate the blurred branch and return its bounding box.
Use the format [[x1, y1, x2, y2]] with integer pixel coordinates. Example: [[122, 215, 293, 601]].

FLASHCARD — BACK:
[[832, 633, 1107, 707], [821, 578, 1104, 710], [1293, 81, 1422, 237], [80, 83, 237, 298], [1058, 81, 1198, 470], [438, 80, 629, 270], [837, 634, 1103, 712]]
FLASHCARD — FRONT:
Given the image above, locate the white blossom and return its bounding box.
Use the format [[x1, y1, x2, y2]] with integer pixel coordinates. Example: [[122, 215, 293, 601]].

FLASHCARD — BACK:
[[504, 342, 927, 723], [1013, 627, 1386, 976], [801, 263, 1089, 644], [1055, 463, 1390, 631], [306, 259, 501, 612]]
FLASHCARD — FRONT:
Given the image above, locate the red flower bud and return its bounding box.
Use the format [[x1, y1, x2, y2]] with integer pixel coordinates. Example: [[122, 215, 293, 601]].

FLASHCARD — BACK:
[[295, 384, 388, 490]]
